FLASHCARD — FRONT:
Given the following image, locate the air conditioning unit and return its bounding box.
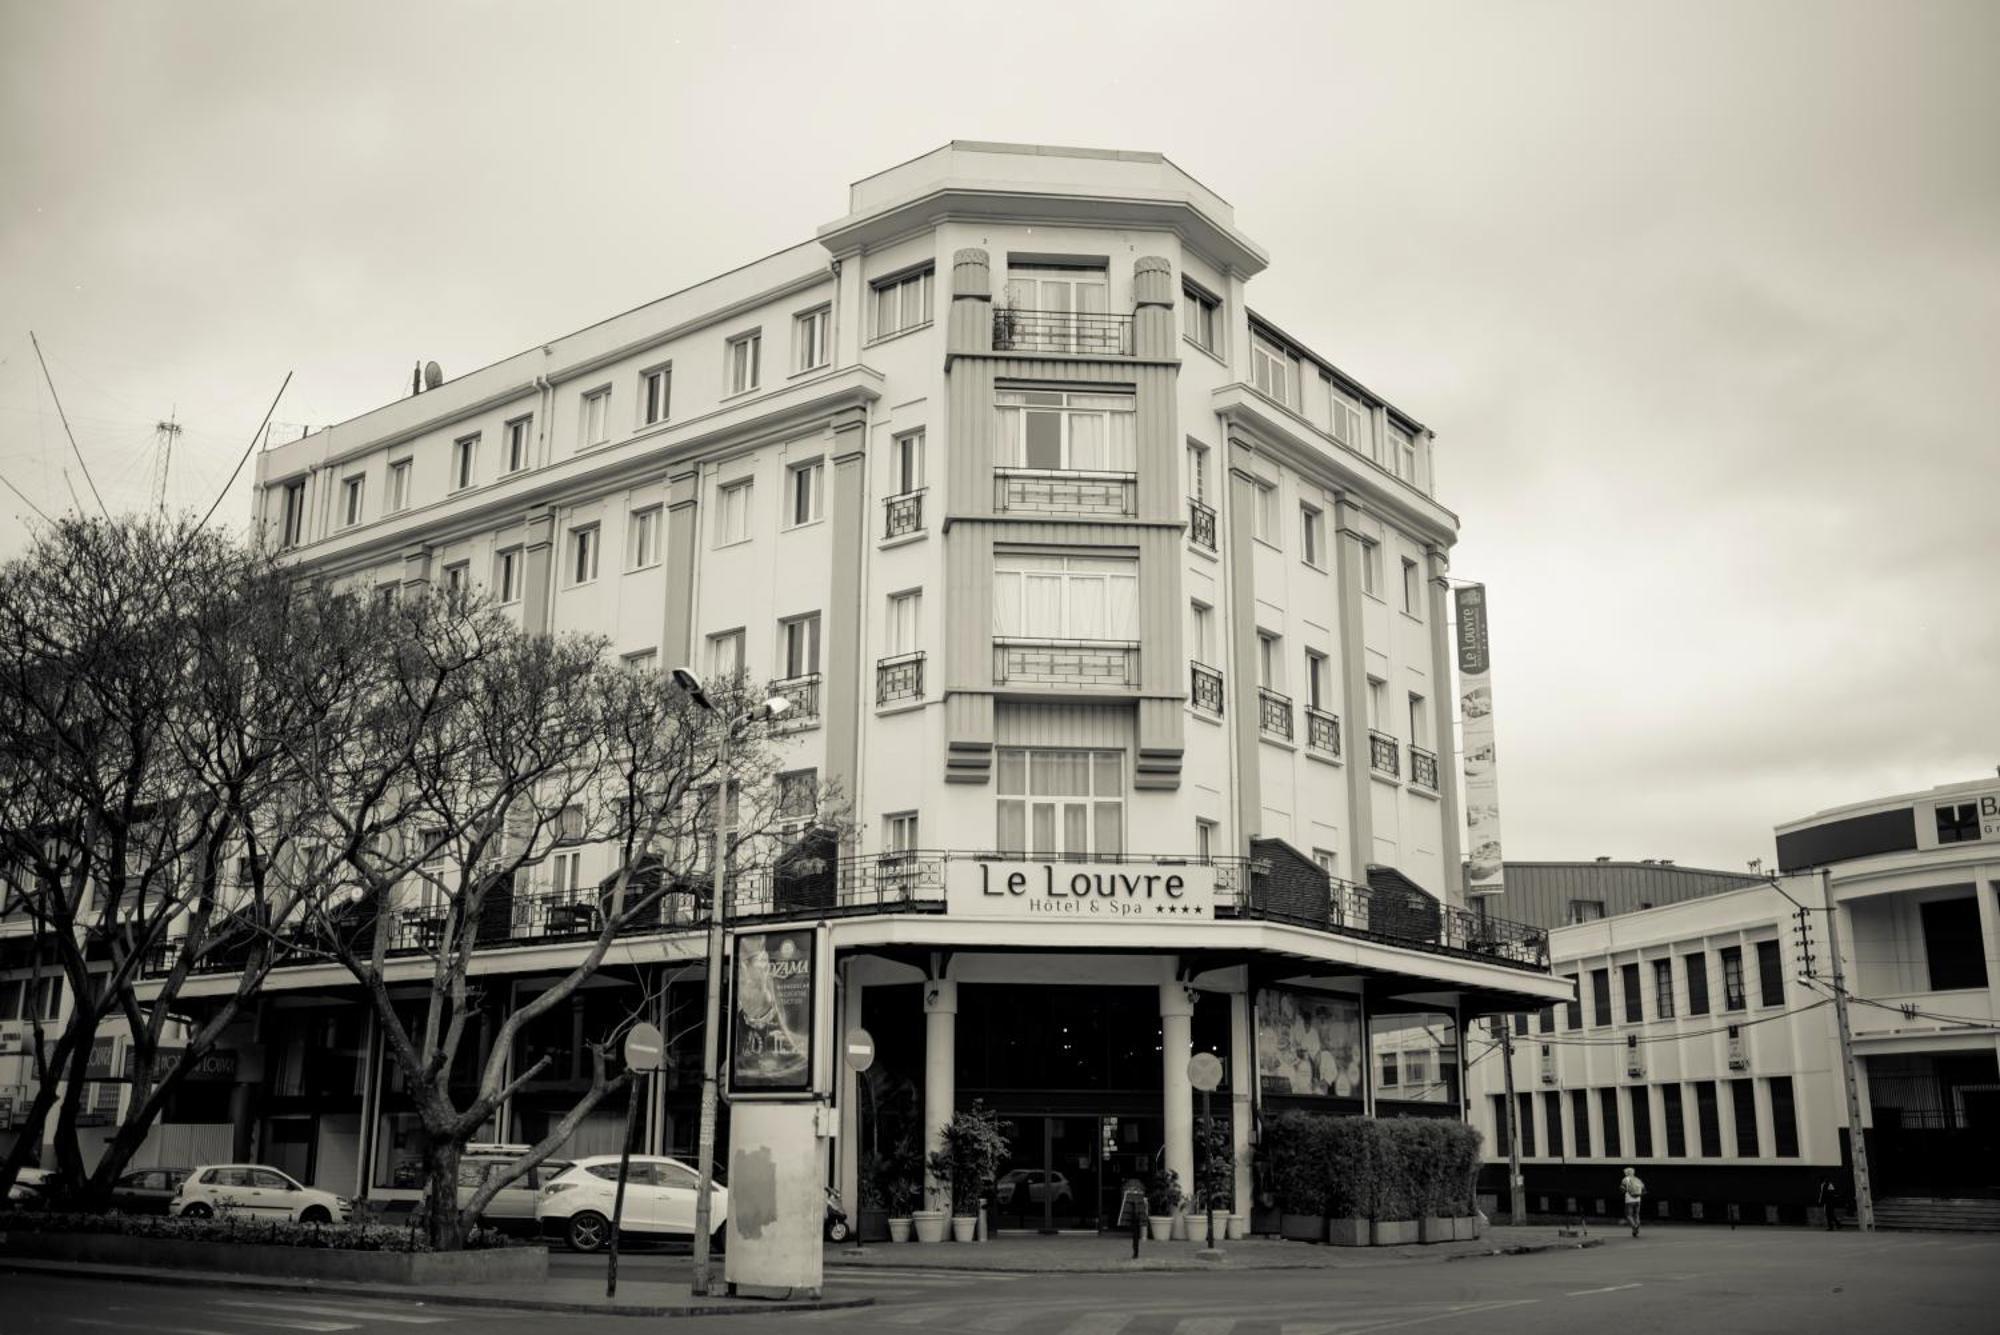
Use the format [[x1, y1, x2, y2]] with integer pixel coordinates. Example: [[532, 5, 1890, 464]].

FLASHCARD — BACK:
[[0, 1022, 25, 1056], [1539, 1044, 1556, 1084], [1625, 1033, 1645, 1079], [1726, 1024, 1748, 1071]]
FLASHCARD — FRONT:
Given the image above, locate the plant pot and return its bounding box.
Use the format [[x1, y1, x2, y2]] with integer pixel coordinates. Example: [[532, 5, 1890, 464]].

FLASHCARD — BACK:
[[912, 1211, 948, 1243], [1279, 1211, 1322, 1242], [950, 1215, 977, 1243], [1325, 1216, 1370, 1247], [1227, 1214, 1249, 1241], [1170, 1211, 1190, 1241], [1250, 1203, 1280, 1236], [1419, 1216, 1453, 1244], [860, 1208, 890, 1242], [1371, 1219, 1418, 1246], [1148, 1215, 1175, 1242], [887, 1217, 913, 1243], [1471, 1211, 1487, 1239]]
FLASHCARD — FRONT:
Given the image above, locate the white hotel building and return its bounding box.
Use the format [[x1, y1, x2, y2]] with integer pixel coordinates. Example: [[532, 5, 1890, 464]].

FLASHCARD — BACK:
[[121, 143, 1564, 1229]]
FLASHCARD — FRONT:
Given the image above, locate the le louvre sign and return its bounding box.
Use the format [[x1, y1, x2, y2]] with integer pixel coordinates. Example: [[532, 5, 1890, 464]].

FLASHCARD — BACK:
[[946, 858, 1215, 921]]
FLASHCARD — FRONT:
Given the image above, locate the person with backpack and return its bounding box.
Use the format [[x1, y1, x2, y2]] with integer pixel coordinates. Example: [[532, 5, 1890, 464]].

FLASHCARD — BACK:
[[1619, 1166, 1646, 1237], [1817, 1175, 1843, 1230]]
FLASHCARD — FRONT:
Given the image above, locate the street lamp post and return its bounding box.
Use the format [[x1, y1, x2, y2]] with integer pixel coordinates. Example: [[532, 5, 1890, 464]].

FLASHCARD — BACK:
[[674, 668, 788, 1297]]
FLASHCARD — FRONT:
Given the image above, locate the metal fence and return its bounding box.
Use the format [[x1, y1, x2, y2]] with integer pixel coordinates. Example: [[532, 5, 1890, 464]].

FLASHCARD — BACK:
[[992, 308, 1134, 356]]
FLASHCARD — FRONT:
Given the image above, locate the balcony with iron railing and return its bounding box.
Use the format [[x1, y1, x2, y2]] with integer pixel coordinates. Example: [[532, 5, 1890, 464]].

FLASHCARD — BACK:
[[876, 651, 925, 706], [1188, 498, 1216, 551], [1305, 706, 1341, 758], [1189, 661, 1224, 716], [992, 308, 1135, 356], [1258, 687, 1293, 741], [994, 638, 1139, 691], [993, 468, 1137, 518], [770, 673, 822, 728], [883, 489, 925, 539], [1368, 730, 1400, 778], [1410, 746, 1439, 791]]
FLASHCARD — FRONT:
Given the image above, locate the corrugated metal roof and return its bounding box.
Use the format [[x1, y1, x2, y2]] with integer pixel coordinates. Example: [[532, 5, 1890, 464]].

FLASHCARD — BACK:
[[1470, 861, 1767, 931]]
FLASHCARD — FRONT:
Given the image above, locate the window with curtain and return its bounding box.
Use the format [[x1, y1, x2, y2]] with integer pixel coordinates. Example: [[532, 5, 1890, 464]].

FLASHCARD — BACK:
[[995, 748, 1124, 858], [1004, 263, 1107, 314], [991, 554, 1138, 642], [995, 390, 1136, 473]]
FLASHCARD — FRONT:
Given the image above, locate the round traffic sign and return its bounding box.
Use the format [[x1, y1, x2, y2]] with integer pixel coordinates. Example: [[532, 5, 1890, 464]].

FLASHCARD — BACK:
[[1187, 1052, 1224, 1092], [844, 1027, 876, 1073], [623, 1022, 665, 1072]]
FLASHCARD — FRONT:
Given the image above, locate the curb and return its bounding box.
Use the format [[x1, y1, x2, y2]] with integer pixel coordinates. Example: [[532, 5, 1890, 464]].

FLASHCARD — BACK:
[[821, 1239, 1606, 1275], [0, 1259, 877, 1320], [1446, 1238, 1606, 1261]]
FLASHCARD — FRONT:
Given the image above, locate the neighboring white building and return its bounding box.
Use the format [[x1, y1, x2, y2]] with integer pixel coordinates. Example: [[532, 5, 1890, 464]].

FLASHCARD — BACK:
[[122, 142, 1564, 1226]]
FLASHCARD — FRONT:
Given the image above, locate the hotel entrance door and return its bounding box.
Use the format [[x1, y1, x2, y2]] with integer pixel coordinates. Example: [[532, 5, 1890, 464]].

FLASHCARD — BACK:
[[992, 1113, 1162, 1232]]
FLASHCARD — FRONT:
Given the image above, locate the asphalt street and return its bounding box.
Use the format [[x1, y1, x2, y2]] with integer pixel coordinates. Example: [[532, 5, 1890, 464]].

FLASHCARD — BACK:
[[9, 1228, 2000, 1335]]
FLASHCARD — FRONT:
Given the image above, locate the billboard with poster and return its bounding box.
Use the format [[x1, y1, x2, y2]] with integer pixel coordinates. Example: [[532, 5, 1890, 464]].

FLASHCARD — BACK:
[[729, 928, 816, 1097], [1455, 583, 1506, 896], [1256, 987, 1364, 1099]]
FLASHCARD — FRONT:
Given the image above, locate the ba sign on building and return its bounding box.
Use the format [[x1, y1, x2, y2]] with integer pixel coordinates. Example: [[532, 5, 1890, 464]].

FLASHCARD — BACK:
[[946, 859, 1215, 920]]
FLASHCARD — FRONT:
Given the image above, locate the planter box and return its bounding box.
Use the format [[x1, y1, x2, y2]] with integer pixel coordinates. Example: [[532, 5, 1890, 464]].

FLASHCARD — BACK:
[[1419, 1216, 1453, 1244], [1371, 1219, 1419, 1246], [0, 1230, 546, 1286], [1324, 1216, 1370, 1247], [857, 1208, 890, 1243], [1250, 1203, 1280, 1237], [1278, 1212, 1323, 1242]]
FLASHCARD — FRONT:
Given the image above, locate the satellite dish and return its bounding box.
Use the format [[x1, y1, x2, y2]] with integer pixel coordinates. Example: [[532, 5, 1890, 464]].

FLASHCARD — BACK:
[[423, 361, 443, 390]]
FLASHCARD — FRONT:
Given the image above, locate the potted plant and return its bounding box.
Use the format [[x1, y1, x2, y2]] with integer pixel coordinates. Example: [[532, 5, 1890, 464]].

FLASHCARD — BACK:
[[1145, 1166, 1185, 1242], [927, 1103, 1011, 1243], [1369, 1120, 1419, 1246], [1322, 1117, 1374, 1247], [874, 1133, 923, 1243], [1193, 1114, 1237, 1242]]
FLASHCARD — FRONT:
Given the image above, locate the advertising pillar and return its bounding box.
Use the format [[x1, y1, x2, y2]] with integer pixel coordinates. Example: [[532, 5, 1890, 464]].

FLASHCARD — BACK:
[[1454, 583, 1506, 897]]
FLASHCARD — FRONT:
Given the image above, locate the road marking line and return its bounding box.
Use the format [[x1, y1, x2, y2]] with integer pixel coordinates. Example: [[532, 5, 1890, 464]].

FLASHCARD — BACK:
[[213, 1299, 446, 1324], [1565, 1283, 1642, 1297], [1339, 1300, 1542, 1332], [203, 1316, 359, 1333], [67, 1320, 236, 1335], [1057, 1315, 1133, 1335], [1172, 1319, 1239, 1335]]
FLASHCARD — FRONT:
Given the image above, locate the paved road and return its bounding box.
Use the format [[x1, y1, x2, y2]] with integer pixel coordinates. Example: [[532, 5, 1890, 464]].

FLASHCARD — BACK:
[[10, 1229, 2000, 1334]]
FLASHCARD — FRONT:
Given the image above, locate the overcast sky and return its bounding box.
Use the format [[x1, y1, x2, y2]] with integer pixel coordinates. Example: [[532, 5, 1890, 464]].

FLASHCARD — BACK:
[[2, 0, 1994, 875]]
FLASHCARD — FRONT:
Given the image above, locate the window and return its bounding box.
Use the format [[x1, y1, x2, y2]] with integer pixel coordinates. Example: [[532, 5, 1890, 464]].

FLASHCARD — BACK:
[[1256, 632, 1280, 689], [1684, 953, 1711, 1015], [1391, 425, 1418, 482], [582, 387, 611, 445], [1756, 940, 1784, 1006], [1182, 282, 1219, 353], [715, 478, 753, 546], [496, 548, 521, 604], [1631, 1087, 1654, 1158], [1408, 693, 1427, 743], [1721, 946, 1746, 1012], [891, 429, 924, 496], [1312, 848, 1338, 878], [991, 554, 1138, 642], [280, 479, 306, 547], [1568, 900, 1606, 924], [1195, 818, 1216, 860], [1562, 975, 1581, 1030], [1300, 504, 1325, 567], [1378, 1053, 1400, 1090], [1250, 331, 1295, 407], [341, 476, 364, 527], [707, 629, 744, 679], [1491, 1096, 1511, 1154], [1731, 1079, 1760, 1157], [776, 769, 818, 840], [1251, 479, 1279, 545], [1621, 962, 1643, 1023], [995, 389, 1136, 473], [1768, 1077, 1800, 1157], [550, 849, 581, 896], [453, 435, 478, 491], [1538, 1005, 1554, 1035], [1186, 441, 1209, 502], [1661, 1085, 1687, 1157], [794, 306, 831, 372], [1188, 601, 1215, 664], [1921, 896, 1988, 990], [443, 561, 468, 596], [627, 506, 661, 570], [725, 331, 761, 395], [1328, 385, 1365, 450], [779, 612, 821, 679], [1366, 677, 1386, 730], [642, 367, 672, 426], [1590, 968, 1612, 1027], [887, 590, 921, 656], [1402, 558, 1421, 615], [1359, 537, 1383, 598], [505, 416, 531, 473], [1693, 1081, 1722, 1157], [388, 459, 411, 513], [873, 267, 933, 339], [1599, 1088, 1623, 1159], [1653, 959, 1676, 1019], [1571, 1089, 1592, 1158], [786, 460, 824, 527], [622, 648, 658, 674], [1936, 802, 1979, 844], [1543, 1092, 1565, 1158], [1304, 651, 1329, 711], [378, 585, 398, 611], [996, 748, 1124, 858], [886, 811, 919, 854], [1517, 1093, 1537, 1158], [568, 525, 599, 585]]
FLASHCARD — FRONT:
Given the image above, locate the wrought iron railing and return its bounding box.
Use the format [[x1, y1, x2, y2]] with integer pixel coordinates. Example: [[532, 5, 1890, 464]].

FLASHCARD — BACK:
[[1369, 730, 1400, 777], [884, 489, 925, 539], [1258, 687, 1293, 741], [993, 468, 1137, 518], [1305, 706, 1341, 757], [877, 651, 924, 705], [994, 638, 1139, 690], [1188, 498, 1216, 551], [1219, 865, 1549, 970], [1410, 746, 1439, 791], [770, 672, 822, 726], [1189, 661, 1224, 716], [992, 308, 1134, 356]]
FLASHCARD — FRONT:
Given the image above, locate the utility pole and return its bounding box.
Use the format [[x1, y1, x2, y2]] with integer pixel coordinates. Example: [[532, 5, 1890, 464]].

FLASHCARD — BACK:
[[152, 411, 181, 514], [1819, 868, 1875, 1231], [1496, 1017, 1524, 1226]]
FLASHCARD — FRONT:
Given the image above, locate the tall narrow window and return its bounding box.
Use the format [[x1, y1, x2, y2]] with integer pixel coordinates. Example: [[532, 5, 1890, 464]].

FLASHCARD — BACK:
[[1661, 1085, 1687, 1157], [885, 811, 919, 854], [1721, 946, 1746, 1012], [891, 430, 924, 495], [1731, 1079, 1760, 1157], [1694, 1080, 1723, 1157], [1402, 558, 1421, 615], [1631, 1087, 1655, 1158], [873, 268, 933, 339], [1591, 968, 1612, 1027], [1684, 953, 1711, 1016], [1305, 650, 1329, 711], [708, 629, 744, 679], [995, 748, 1124, 858], [1408, 693, 1427, 742], [787, 460, 824, 527], [779, 612, 821, 679], [1188, 601, 1215, 664], [505, 415, 531, 472], [280, 479, 306, 547], [627, 506, 661, 570], [387, 459, 411, 513], [1186, 441, 1209, 502], [341, 476, 364, 528], [1599, 1088, 1623, 1159], [1562, 975, 1581, 1030], [1360, 537, 1383, 597], [453, 435, 478, 491], [1653, 958, 1676, 1019], [1328, 385, 1365, 449], [1250, 331, 1295, 407], [1756, 939, 1784, 1006], [1251, 479, 1278, 545], [581, 388, 611, 446], [443, 561, 468, 596], [1300, 504, 1325, 567], [1571, 1089, 1592, 1158], [1195, 818, 1217, 861], [1768, 1077, 1800, 1157], [795, 306, 831, 372], [1182, 282, 1219, 353], [726, 331, 761, 395], [1366, 677, 1386, 730], [1621, 961, 1643, 1023], [715, 478, 753, 546], [886, 590, 921, 656], [569, 525, 599, 585], [1543, 1092, 1565, 1159], [1391, 425, 1418, 482], [1256, 632, 1280, 689], [496, 548, 521, 604], [642, 367, 672, 425]]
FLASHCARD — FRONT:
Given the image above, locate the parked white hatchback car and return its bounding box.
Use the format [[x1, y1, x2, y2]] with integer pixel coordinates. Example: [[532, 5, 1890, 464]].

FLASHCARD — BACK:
[[536, 1155, 726, 1252], [170, 1164, 351, 1223]]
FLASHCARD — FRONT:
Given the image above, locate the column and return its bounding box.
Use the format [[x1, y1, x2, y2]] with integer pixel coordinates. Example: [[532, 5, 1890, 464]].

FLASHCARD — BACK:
[[1229, 989, 1254, 1219], [1225, 441, 1263, 841], [838, 970, 862, 1219], [354, 1009, 380, 1200], [520, 507, 557, 637], [661, 468, 700, 665], [398, 544, 433, 600], [1161, 982, 1195, 1205], [1334, 493, 1375, 873], [1132, 255, 1175, 359], [923, 978, 957, 1212], [824, 411, 869, 838], [947, 248, 992, 355]]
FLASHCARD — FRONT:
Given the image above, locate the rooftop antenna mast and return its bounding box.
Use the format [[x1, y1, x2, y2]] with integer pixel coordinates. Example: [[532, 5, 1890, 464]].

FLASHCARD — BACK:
[[152, 407, 181, 514]]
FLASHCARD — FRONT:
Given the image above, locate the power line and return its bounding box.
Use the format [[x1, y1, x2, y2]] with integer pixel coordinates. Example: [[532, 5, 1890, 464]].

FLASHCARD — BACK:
[[29, 331, 109, 520], [0, 467, 52, 523], [194, 371, 291, 537]]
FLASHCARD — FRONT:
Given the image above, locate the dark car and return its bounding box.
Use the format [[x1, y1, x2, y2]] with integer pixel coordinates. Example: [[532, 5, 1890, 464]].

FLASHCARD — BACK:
[[111, 1167, 190, 1214]]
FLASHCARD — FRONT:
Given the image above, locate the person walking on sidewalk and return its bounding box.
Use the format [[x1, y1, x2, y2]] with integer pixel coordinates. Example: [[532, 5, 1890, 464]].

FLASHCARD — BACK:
[[1619, 1167, 1646, 1237], [1817, 1175, 1843, 1230]]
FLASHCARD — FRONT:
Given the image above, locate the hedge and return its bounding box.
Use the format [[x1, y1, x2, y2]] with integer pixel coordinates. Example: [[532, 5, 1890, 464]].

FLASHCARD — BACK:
[[1257, 1113, 1482, 1221], [1, 1210, 521, 1252]]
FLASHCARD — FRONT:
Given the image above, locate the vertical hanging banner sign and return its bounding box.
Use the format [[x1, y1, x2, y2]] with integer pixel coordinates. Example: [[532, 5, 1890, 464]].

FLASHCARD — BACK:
[[1455, 583, 1505, 896], [729, 928, 817, 1097]]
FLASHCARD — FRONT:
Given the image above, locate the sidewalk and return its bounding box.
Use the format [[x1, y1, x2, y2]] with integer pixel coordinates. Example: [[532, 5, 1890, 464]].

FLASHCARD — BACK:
[[0, 1255, 874, 1319], [825, 1224, 1607, 1273]]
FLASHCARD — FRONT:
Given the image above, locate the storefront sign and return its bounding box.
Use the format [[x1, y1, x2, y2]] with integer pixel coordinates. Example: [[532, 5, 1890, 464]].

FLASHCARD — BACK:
[[1256, 987, 1363, 1099], [1455, 583, 1506, 896], [729, 928, 816, 1097], [123, 1046, 237, 1084], [85, 1036, 119, 1081], [945, 860, 1215, 921]]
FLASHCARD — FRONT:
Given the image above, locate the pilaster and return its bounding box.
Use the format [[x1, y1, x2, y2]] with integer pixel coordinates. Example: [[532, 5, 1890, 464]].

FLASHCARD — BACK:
[[922, 978, 958, 1211], [521, 507, 556, 638], [1426, 546, 1465, 905], [1225, 440, 1263, 843], [948, 248, 992, 354], [661, 469, 699, 665], [1160, 981, 1196, 1207], [824, 411, 869, 829], [1334, 494, 1374, 875], [1133, 255, 1176, 359]]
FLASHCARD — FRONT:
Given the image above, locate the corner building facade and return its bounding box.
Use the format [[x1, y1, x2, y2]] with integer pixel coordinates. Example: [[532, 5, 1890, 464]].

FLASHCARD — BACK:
[[179, 143, 1562, 1227]]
